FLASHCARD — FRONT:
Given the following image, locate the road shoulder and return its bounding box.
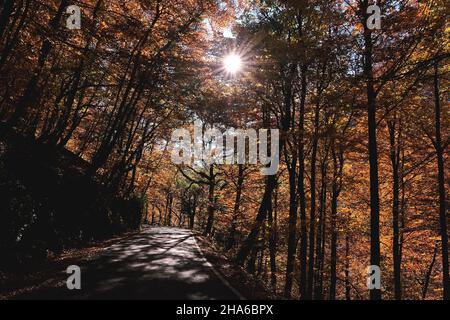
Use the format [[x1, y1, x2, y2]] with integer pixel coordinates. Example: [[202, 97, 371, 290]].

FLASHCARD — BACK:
[[194, 233, 281, 300]]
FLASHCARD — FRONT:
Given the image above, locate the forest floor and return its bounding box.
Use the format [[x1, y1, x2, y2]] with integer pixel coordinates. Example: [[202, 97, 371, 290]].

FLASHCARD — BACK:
[[194, 233, 280, 300], [0, 230, 139, 300], [0, 226, 275, 300]]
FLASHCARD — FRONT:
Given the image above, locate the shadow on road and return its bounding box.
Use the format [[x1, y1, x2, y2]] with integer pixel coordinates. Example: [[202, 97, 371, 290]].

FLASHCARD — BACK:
[[15, 227, 241, 300]]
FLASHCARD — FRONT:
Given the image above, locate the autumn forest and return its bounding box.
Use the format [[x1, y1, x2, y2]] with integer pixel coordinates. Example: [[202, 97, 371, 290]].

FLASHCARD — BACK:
[[0, 0, 448, 301]]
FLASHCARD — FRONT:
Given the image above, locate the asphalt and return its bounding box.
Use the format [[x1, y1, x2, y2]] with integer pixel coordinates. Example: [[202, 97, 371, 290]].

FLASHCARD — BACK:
[[15, 227, 243, 300]]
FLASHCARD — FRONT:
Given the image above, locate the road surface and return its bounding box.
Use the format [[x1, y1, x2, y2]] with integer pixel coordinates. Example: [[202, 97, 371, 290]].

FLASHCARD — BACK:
[[16, 227, 243, 300]]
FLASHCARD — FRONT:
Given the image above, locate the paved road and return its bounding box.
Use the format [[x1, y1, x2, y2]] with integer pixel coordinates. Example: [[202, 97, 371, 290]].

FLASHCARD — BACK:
[[17, 227, 243, 300]]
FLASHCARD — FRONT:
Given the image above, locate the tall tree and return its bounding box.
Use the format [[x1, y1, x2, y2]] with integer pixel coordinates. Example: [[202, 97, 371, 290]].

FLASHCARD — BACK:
[[432, 59, 449, 300]]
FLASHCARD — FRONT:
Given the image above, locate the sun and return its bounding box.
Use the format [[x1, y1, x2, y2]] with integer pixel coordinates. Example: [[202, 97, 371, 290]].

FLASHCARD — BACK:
[[223, 53, 242, 74]]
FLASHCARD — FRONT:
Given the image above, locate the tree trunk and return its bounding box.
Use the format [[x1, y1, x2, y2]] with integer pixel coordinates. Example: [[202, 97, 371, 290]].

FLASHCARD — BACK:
[[8, 0, 69, 128], [258, 222, 266, 277], [307, 99, 320, 299], [389, 116, 402, 300], [236, 72, 290, 266], [226, 164, 244, 250], [167, 193, 173, 226], [189, 195, 197, 229], [314, 154, 328, 299], [329, 147, 343, 300], [345, 231, 351, 300], [268, 185, 278, 294], [236, 174, 277, 265], [204, 164, 216, 236], [362, 0, 382, 300], [422, 241, 439, 300], [298, 64, 308, 300], [284, 158, 298, 298], [151, 205, 155, 225], [247, 245, 258, 274], [0, 0, 14, 39], [433, 60, 449, 300]]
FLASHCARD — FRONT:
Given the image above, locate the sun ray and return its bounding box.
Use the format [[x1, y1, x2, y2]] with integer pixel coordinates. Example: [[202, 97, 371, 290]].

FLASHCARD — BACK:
[[223, 53, 242, 74]]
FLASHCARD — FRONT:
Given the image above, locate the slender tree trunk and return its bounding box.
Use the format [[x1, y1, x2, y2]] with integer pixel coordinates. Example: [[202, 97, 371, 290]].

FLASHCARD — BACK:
[[268, 186, 278, 294], [279, 62, 297, 298], [0, 0, 14, 39], [8, 0, 69, 128], [298, 64, 308, 299], [204, 164, 216, 236], [151, 205, 155, 225], [284, 160, 298, 298], [236, 75, 289, 265], [314, 155, 328, 299], [362, 0, 382, 300], [0, 1, 31, 75], [307, 100, 320, 299], [433, 60, 449, 300], [247, 245, 258, 274], [345, 230, 351, 300], [329, 188, 338, 299], [189, 195, 197, 229], [329, 147, 342, 300], [167, 193, 173, 226], [399, 151, 406, 270], [422, 241, 439, 300], [258, 222, 266, 277], [236, 174, 277, 265], [226, 164, 244, 250], [389, 116, 402, 300]]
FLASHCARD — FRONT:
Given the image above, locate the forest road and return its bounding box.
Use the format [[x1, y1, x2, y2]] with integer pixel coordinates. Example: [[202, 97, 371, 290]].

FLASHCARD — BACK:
[[16, 226, 244, 300]]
